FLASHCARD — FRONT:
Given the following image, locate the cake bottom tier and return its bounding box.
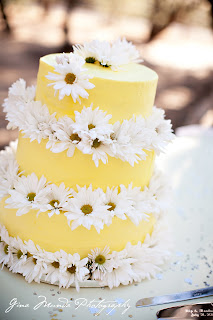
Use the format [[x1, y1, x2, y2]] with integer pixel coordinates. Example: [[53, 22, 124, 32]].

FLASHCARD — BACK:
[[0, 215, 171, 290]]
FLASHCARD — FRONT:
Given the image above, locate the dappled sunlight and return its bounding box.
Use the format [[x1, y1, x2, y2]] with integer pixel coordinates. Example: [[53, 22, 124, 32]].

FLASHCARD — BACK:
[[143, 24, 213, 71], [157, 87, 194, 110], [0, 0, 213, 149], [201, 109, 213, 126]]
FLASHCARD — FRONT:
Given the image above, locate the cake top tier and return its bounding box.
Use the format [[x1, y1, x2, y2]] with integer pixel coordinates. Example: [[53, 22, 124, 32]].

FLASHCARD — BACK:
[[41, 53, 158, 83], [3, 39, 174, 170], [36, 39, 158, 120]]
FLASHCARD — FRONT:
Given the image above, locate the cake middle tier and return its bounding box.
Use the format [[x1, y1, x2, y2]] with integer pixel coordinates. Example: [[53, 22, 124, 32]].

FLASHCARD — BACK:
[[0, 197, 155, 258], [17, 133, 155, 190]]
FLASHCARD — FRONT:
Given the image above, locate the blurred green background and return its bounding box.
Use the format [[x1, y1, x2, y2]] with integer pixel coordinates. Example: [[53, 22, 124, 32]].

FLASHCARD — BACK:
[[0, 0, 213, 148]]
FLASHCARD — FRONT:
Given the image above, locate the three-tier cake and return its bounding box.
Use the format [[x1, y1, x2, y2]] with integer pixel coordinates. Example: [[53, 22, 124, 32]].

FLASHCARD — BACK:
[[0, 39, 174, 290]]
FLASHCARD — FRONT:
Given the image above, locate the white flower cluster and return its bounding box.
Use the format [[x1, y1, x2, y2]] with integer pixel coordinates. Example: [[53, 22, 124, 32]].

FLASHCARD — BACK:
[[46, 53, 95, 102], [0, 215, 171, 290], [73, 38, 143, 70], [3, 80, 175, 167], [0, 224, 89, 291], [0, 141, 19, 200], [0, 143, 171, 232]]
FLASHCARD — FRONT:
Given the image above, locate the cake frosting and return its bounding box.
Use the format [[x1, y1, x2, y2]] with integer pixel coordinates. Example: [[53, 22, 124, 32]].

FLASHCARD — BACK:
[[16, 133, 155, 190], [37, 54, 158, 120], [0, 38, 174, 290]]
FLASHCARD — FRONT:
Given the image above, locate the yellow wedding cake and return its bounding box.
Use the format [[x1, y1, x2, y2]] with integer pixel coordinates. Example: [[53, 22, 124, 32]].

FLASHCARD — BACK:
[[0, 39, 174, 290]]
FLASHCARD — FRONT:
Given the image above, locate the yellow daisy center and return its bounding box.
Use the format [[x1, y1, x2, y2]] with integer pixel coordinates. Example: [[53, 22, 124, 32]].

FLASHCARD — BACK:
[[107, 202, 116, 211], [33, 258, 37, 265], [88, 123, 95, 130], [95, 254, 106, 265], [110, 133, 115, 140], [67, 265, 76, 274], [85, 57, 96, 64], [100, 62, 110, 68], [27, 192, 36, 202], [49, 200, 60, 208], [81, 204, 93, 215], [65, 73, 76, 84], [92, 138, 101, 148], [52, 261, 60, 268], [70, 133, 81, 143], [17, 250, 23, 259], [4, 244, 9, 255], [27, 252, 32, 259]]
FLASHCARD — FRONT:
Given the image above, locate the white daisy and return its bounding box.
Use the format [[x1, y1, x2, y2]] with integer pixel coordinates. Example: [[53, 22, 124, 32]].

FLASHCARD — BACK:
[[104, 187, 130, 221], [145, 107, 175, 154], [3, 98, 27, 131], [133, 115, 154, 151], [100, 266, 131, 288], [100, 249, 136, 288], [44, 251, 66, 286], [110, 119, 148, 166], [46, 53, 95, 102], [0, 154, 19, 200], [45, 129, 59, 151], [119, 183, 150, 225], [5, 78, 35, 112], [73, 41, 99, 64], [74, 38, 142, 71], [0, 226, 12, 268], [94, 40, 122, 70], [5, 173, 48, 216], [20, 240, 49, 283], [0, 143, 16, 165], [148, 170, 171, 214], [9, 237, 28, 273], [38, 183, 72, 217], [49, 116, 81, 157], [21, 101, 57, 143], [0, 241, 13, 269], [23, 261, 46, 283], [55, 52, 72, 65], [125, 241, 160, 282], [0, 225, 10, 243], [6, 139, 18, 154], [88, 138, 112, 167], [55, 52, 87, 66], [59, 251, 89, 291], [76, 133, 112, 167], [65, 185, 110, 233], [88, 246, 114, 280], [137, 221, 172, 280], [74, 39, 122, 70], [3, 79, 36, 130], [46, 249, 72, 288], [8, 78, 35, 104], [112, 38, 143, 64], [72, 105, 113, 140]]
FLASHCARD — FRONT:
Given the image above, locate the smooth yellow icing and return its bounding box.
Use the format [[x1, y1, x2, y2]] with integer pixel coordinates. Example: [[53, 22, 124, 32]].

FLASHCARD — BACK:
[[0, 197, 155, 258], [16, 133, 155, 190], [36, 54, 158, 121]]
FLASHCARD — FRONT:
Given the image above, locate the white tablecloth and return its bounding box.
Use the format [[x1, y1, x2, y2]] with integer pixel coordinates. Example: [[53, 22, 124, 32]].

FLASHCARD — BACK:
[[0, 134, 213, 320]]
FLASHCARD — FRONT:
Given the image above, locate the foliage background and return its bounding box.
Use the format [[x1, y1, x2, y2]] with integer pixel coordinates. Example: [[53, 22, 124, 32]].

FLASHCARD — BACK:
[[0, 0, 213, 148]]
